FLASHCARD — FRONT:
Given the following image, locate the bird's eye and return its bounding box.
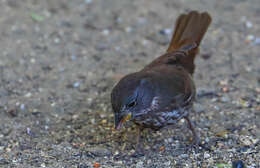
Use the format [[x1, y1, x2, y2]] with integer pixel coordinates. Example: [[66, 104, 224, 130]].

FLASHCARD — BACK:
[[127, 101, 136, 108]]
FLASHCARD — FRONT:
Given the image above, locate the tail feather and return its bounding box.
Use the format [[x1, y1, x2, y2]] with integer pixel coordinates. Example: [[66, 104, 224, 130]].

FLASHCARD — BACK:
[[167, 11, 211, 53], [165, 11, 211, 74], [144, 11, 211, 75]]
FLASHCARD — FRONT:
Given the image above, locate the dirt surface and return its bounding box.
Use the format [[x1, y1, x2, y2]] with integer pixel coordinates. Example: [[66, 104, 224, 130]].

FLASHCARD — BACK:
[[0, 0, 259, 167]]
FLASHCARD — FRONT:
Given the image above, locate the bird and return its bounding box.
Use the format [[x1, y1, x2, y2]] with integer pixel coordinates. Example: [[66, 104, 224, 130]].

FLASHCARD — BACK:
[[111, 11, 212, 153]]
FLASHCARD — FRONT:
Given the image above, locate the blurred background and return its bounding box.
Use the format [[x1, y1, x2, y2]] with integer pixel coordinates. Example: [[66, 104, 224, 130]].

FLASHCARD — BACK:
[[0, 0, 259, 167]]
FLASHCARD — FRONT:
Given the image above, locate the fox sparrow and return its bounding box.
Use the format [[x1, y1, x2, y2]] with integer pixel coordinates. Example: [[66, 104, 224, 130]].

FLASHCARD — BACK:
[[111, 11, 212, 152]]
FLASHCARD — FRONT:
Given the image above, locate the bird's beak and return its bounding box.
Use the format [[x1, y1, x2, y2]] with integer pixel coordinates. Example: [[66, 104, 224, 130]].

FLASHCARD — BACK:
[[115, 113, 132, 130]]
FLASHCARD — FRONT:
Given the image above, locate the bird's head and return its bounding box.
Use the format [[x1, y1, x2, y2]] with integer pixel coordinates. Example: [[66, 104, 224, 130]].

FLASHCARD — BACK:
[[111, 73, 155, 130]]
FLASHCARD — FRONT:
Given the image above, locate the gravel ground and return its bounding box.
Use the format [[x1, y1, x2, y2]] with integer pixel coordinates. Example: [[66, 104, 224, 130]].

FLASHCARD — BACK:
[[0, 0, 259, 167]]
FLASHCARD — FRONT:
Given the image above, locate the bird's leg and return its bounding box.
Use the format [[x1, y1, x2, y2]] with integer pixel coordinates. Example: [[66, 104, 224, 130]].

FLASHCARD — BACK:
[[132, 126, 145, 157], [184, 115, 200, 146]]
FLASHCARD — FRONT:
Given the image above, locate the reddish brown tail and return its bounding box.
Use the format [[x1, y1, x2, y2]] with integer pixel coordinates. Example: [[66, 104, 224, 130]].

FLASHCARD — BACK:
[[144, 11, 211, 74], [167, 11, 211, 52], [167, 11, 211, 74]]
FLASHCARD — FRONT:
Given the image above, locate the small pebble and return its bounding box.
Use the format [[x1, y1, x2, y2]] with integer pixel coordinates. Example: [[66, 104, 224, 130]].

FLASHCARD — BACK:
[[54, 38, 60, 43], [204, 152, 210, 159], [253, 37, 260, 45], [93, 162, 100, 168], [6, 148, 11, 152], [219, 79, 228, 85], [164, 28, 172, 35], [245, 21, 253, 28], [114, 150, 119, 155], [44, 125, 49, 130], [101, 119, 107, 124], [159, 28, 172, 35], [159, 146, 165, 152], [141, 39, 148, 46], [85, 0, 93, 4], [71, 55, 77, 60], [30, 58, 36, 63], [100, 114, 106, 118], [167, 137, 173, 143], [125, 27, 132, 33], [241, 16, 246, 22], [245, 35, 255, 42], [115, 46, 120, 51], [90, 118, 95, 124], [72, 114, 79, 119], [26, 128, 31, 135], [180, 154, 189, 158], [102, 29, 110, 36], [86, 147, 111, 156], [20, 104, 25, 110], [220, 96, 230, 103], [24, 92, 32, 98], [136, 161, 144, 168], [116, 17, 122, 23], [216, 130, 229, 137], [222, 87, 229, 92], [239, 135, 255, 146], [238, 99, 250, 108], [137, 17, 147, 24], [41, 163, 46, 167], [73, 82, 80, 88], [165, 161, 171, 166], [214, 106, 220, 111]]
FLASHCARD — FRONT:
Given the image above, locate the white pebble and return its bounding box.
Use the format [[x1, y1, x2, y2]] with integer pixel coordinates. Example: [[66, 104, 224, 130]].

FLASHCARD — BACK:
[[102, 29, 110, 36], [114, 150, 119, 155], [30, 58, 36, 63], [136, 161, 143, 168], [214, 106, 220, 111], [168, 137, 173, 143], [24, 92, 32, 98], [54, 38, 60, 43], [254, 37, 260, 45], [90, 118, 95, 124], [246, 34, 255, 41], [204, 152, 210, 159], [44, 125, 49, 130], [85, 0, 92, 4], [246, 21, 253, 28], [161, 28, 172, 35], [73, 82, 80, 88], [26, 128, 31, 135], [20, 104, 25, 110]]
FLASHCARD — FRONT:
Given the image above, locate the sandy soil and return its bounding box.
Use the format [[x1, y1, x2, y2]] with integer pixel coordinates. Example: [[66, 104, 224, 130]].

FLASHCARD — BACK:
[[0, 0, 259, 167]]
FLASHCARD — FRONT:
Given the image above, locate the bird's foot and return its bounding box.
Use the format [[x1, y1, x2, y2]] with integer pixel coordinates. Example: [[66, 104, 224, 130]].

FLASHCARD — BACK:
[[131, 145, 145, 157], [188, 136, 211, 152], [189, 136, 201, 152]]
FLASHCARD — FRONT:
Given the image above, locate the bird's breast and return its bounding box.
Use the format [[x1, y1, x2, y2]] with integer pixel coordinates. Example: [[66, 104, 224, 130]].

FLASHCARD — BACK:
[[133, 106, 190, 130]]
